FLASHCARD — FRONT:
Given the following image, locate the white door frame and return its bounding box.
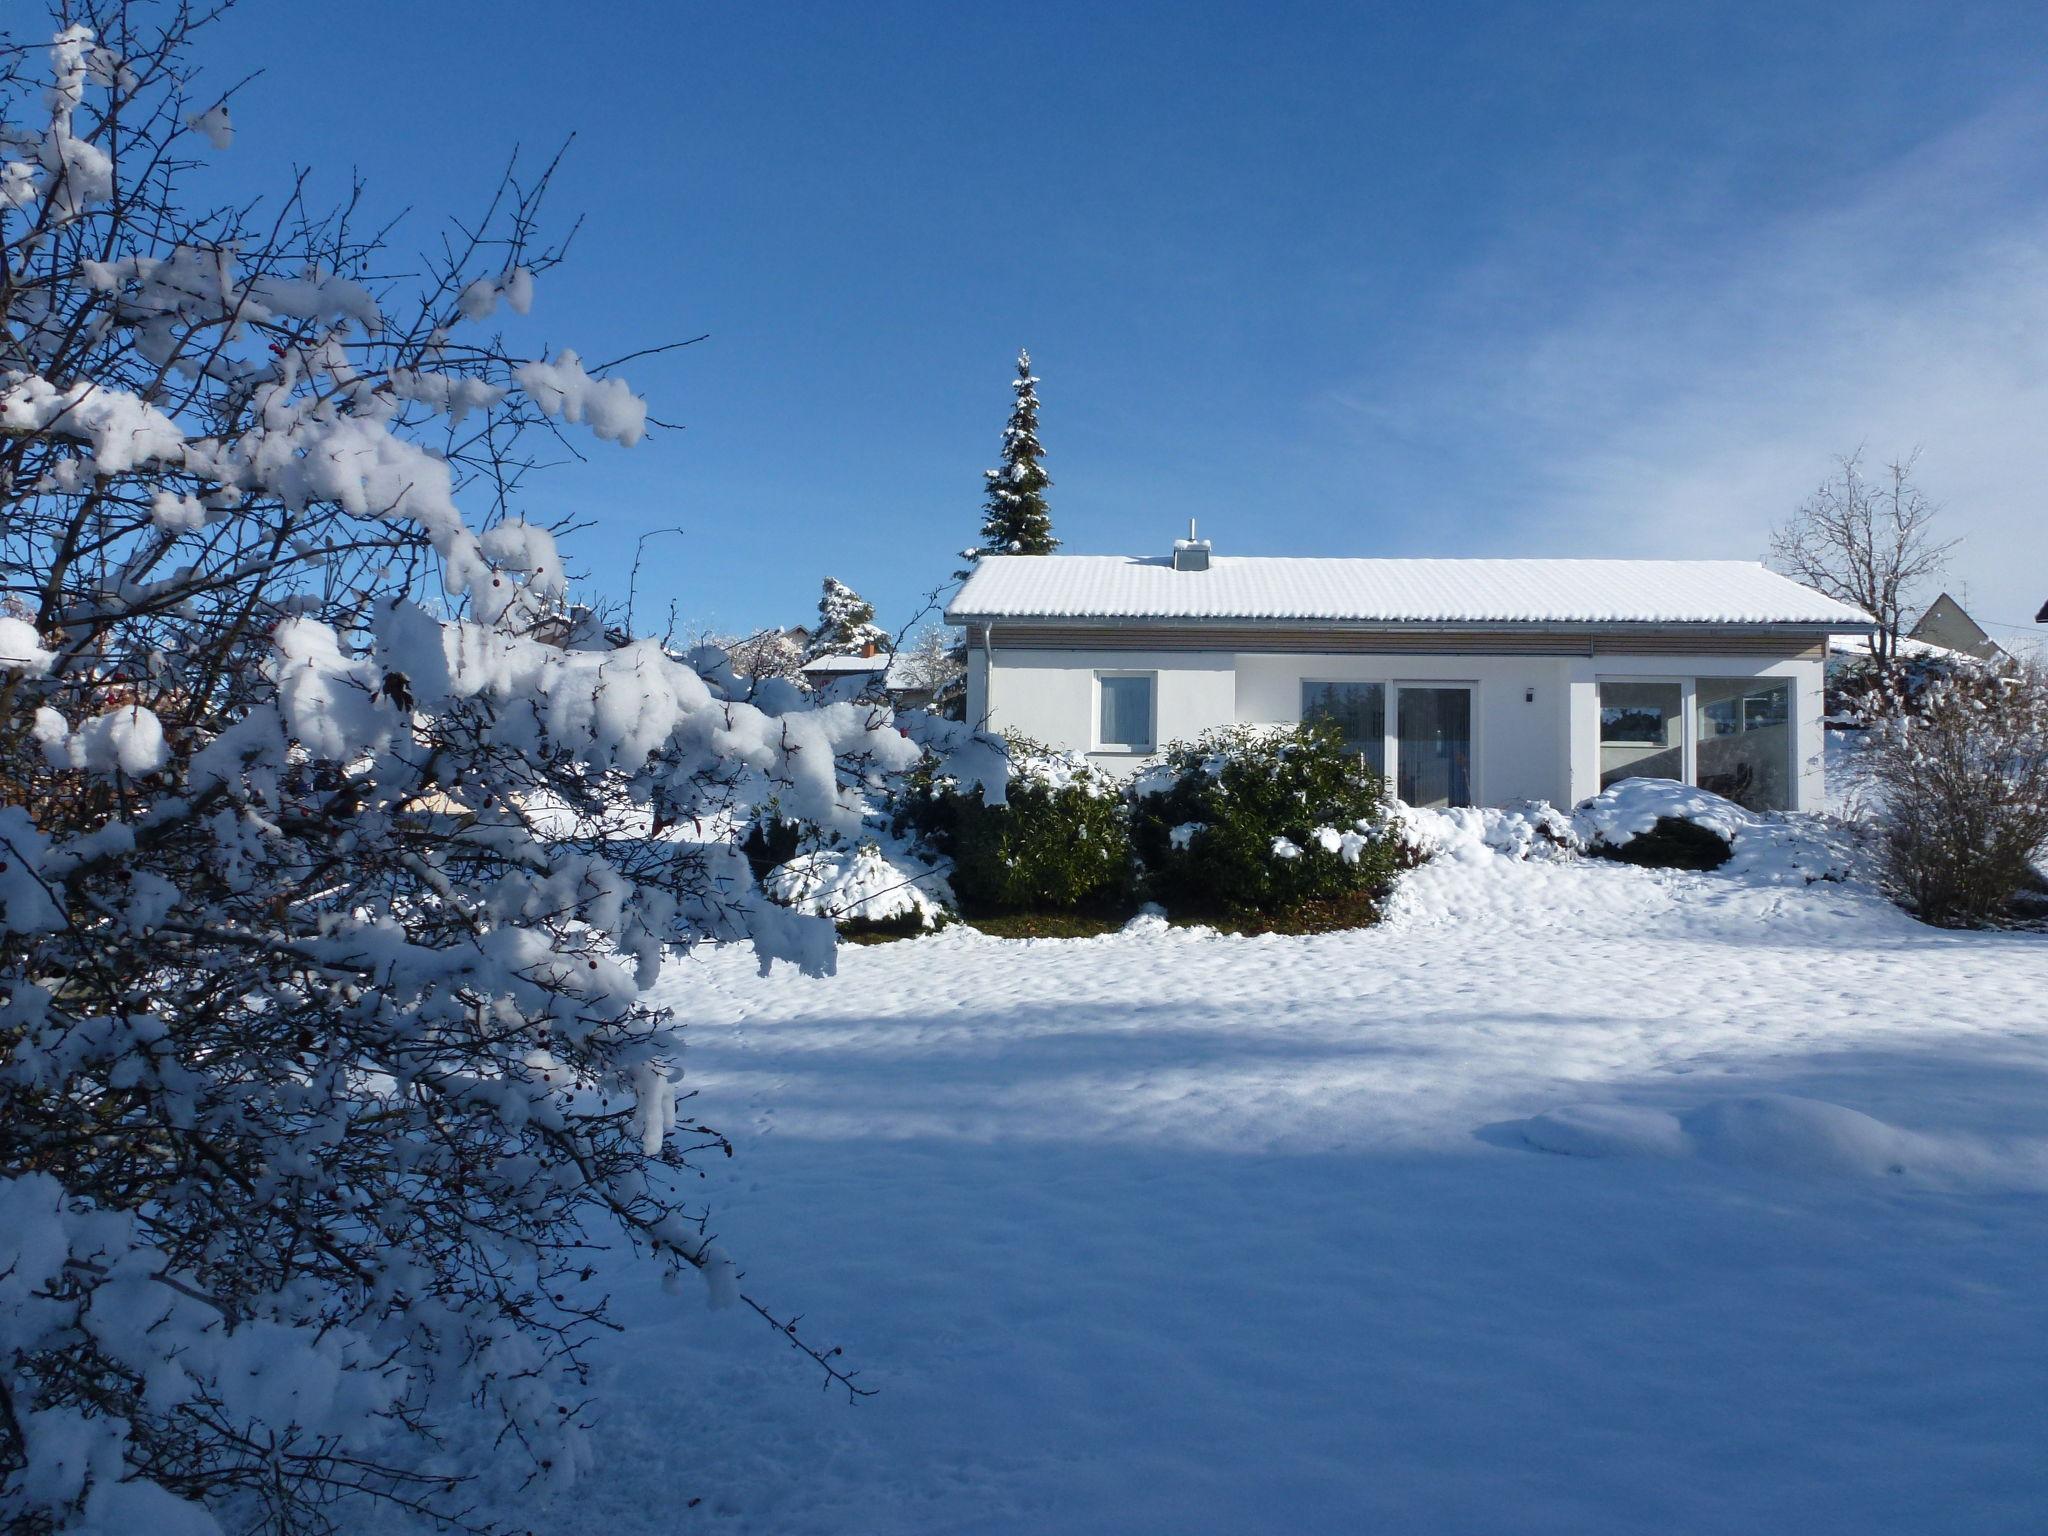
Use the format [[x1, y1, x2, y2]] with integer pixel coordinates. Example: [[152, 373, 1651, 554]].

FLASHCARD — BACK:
[[1390, 681, 1479, 808]]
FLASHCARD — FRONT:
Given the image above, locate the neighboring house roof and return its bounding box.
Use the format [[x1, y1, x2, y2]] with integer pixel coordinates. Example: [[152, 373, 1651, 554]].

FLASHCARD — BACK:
[[1908, 592, 2005, 662], [801, 653, 890, 675], [1826, 633, 1972, 664], [948, 555, 1875, 628], [881, 653, 925, 690]]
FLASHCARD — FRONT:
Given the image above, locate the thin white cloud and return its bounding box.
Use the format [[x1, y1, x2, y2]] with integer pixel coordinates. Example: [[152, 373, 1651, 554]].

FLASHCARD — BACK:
[[1387, 90, 2048, 646]]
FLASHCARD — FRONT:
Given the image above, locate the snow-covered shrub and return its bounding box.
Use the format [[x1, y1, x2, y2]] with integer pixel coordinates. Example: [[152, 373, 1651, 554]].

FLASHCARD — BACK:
[[0, 11, 930, 1530], [1826, 646, 1976, 727], [1129, 724, 1404, 923], [1853, 663, 2048, 927], [765, 842, 954, 937], [1572, 779, 1742, 870], [895, 734, 1131, 912]]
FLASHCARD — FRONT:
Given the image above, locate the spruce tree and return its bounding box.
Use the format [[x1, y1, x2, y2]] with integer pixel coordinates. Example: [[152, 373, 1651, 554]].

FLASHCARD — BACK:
[[809, 576, 893, 658], [960, 349, 1057, 575]]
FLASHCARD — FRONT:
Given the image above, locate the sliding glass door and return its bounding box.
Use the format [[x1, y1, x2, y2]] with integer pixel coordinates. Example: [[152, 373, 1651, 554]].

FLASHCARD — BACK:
[[1695, 678, 1792, 812], [1396, 687, 1473, 809]]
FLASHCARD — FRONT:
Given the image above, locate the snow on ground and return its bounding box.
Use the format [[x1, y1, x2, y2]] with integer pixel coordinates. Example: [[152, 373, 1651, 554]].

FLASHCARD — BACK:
[[508, 847, 2048, 1535]]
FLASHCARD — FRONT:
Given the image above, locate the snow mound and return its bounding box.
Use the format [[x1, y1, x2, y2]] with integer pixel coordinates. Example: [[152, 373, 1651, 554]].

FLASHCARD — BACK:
[[1512, 1094, 2048, 1190], [1395, 801, 1581, 864], [766, 844, 953, 929], [1721, 815, 1868, 887], [1568, 780, 1869, 885]]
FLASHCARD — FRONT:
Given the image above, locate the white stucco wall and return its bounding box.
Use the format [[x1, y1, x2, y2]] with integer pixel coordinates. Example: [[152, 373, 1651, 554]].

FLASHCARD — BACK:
[[969, 643, 1827, 811], [971, 647, 1237, 769]]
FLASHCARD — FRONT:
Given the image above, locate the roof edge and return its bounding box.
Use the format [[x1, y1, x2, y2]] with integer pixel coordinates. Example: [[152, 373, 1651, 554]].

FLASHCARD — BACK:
[[944, 611, 1876, 634]]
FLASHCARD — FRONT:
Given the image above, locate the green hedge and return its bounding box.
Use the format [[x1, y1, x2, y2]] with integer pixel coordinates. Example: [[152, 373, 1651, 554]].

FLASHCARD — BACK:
[[1129, 723, 1405, 920], [895, 735, 1132, 912]]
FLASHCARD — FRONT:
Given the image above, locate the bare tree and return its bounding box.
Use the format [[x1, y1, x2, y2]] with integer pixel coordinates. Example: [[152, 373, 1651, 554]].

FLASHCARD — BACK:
[[1769, 449, 1958, 669], [891, 623, 965, 713], [723, 625, 808, 682]]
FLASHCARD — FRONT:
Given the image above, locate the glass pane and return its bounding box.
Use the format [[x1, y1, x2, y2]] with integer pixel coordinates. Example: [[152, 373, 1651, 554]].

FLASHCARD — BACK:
[[1301, 680, 1386, 771], [1099, 675, 1153, 750], [1396, 687, 1472, 808], [1696, 678, 1792, 812], [1598, 681, 1683, 789]]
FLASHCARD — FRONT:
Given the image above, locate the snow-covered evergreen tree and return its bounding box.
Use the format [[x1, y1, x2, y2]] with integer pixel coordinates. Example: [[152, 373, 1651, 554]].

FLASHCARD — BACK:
[[959, 350, 1056, 575], [808, 577, 892, 658], [0, 9, 983, 1530]]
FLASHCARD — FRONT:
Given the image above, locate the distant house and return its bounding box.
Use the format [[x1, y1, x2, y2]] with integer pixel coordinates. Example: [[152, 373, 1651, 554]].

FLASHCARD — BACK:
[[946, 536, 1874, 814], [799, 648, 889, 694], [1907, 592, 2006, 662], [880, 647, 964, 714]]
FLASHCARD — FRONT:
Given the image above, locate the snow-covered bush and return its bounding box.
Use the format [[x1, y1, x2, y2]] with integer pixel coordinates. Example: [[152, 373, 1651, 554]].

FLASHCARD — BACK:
[[765, 842, 954, 937], [895, 734, 1131, 912], [0, 10, 930, 1530], [1129, 724, 1405, 923], [1825, 646, 1975, 727], [1572, 779, 1742, 870], [1852, 663, 2048, 927]]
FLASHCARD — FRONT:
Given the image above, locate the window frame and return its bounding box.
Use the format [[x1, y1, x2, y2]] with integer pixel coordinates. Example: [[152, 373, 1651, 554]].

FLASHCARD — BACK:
[[1593, 672, 1800, 813], [1093, 669, 1158, 755], [1392, 680, 1479, 809], [1596, 675, 1692, 790]]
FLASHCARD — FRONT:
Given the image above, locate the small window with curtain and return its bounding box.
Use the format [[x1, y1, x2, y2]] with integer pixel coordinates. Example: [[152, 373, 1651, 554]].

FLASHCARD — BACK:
[[1097, 673, 1155, 752], [1300, 680, 1386, 771]]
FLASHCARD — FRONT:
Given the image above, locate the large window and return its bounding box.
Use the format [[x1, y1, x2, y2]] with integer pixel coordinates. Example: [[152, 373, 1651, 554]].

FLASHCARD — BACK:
[[1598, 681, 1683, 790], [1595, 676, 1796, 813], [1301, 680, 1385, 770], [1696, 678, 1791, 812], [1096, 673, 1155, 753]]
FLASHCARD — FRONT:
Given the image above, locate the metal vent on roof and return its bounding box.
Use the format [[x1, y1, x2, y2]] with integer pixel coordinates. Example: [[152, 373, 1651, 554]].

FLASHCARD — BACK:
[[1172, 518, 1211, 573]]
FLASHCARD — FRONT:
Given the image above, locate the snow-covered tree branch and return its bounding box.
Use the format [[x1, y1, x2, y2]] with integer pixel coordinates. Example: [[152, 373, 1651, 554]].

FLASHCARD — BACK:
[[0, 7, 944, 1531]]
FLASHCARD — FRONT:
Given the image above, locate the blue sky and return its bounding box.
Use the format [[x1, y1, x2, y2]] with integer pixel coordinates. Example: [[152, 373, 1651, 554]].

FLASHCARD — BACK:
[[196, 2, 2048, 644]]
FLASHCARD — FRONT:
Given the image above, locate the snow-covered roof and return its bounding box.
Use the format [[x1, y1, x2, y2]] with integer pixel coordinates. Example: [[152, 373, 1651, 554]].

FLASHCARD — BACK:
[[801, 652, 890, 674], [948, 556, 1874, 628], [1827, 633, 1972, 663]]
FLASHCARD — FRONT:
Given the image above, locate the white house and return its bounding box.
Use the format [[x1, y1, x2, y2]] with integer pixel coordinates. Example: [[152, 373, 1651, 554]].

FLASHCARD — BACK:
[[945, 540, 1876, 813]]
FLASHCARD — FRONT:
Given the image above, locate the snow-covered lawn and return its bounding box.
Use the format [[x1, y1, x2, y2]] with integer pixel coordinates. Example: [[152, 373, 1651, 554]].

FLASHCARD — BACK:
[[529, 853, 2048, 1535]]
